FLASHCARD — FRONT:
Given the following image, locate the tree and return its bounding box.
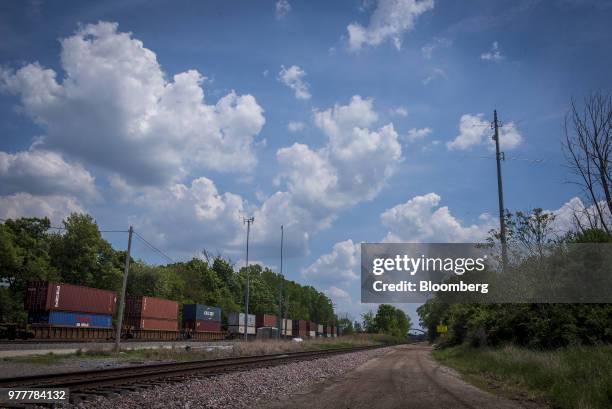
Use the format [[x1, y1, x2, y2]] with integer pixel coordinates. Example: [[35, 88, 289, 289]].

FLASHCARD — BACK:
[[374, 304, 410, 338], [564, 92, 612, 233], [337, 315, 355, 335], [361, 310, 376, 333], [485, 208, 557, 266], [49, 213, 123, 291]]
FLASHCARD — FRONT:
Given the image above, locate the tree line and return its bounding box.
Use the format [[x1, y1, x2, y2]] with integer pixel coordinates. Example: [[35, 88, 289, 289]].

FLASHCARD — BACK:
[[0, 214, 335, 326]]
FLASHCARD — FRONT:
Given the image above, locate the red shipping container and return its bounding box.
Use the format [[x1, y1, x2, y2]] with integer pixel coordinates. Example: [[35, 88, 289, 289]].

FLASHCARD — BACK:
[[125, 296, 178, 320], [308, 321, 317, 332], [292, 319, 307, 337], [183, 320, 221, 332], [25, 281, 117, 315], [124, 317, 177, 330], [256, 314, 277, 328]]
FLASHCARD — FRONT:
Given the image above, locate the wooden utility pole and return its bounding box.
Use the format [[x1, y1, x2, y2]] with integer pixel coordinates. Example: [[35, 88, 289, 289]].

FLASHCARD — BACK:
[[492, 110, 508, 271], [277, 225, 284, 340], [114, 225, 133, 352], [243, 216, 254, 341]]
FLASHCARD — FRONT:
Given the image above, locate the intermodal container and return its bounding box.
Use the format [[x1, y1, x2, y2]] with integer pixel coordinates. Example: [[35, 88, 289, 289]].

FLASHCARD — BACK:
[[256, 314, 277, 328], [182, 304, 221, 322], [183, 320, 221, 332], [25, 281, 117, 315], [228, 325, 256, 335], [256, 327, 279, 340], [228, 312, 255, 327], [281, 318, 292, 336], [317, 324, 324, 334], [292, 320, 307, 337], [125, 296, 178, 320], [28, 311, 112, 328], [309, 331, 316, 337], [308, 321, 317, 333], [124, 317, 177, 330]]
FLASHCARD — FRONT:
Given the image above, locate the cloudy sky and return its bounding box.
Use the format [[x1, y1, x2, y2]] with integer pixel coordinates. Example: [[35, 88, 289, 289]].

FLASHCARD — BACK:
[[1, 0, 611, 324]]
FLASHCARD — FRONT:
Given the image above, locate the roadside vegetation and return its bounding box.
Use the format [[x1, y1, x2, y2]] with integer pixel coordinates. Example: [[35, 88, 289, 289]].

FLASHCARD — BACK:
[[421, 93, 612, 409], [433, 344, 612, 409]]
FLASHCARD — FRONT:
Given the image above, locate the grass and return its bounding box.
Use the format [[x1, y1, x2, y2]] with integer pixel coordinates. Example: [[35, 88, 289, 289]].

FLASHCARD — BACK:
[[4, 334, 389, 366], [432, 344, 612, 409]]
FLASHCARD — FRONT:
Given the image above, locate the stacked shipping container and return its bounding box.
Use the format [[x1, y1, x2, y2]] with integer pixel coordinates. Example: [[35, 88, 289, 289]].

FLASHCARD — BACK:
[[228, 312, 256, 335], [182, 304, 221, 332], [256, 314, 277, 328], [25, 281, 116, 328], [124, 295, 178, 330], [292, 319, 307, 337], [281, 318, 292, 336]]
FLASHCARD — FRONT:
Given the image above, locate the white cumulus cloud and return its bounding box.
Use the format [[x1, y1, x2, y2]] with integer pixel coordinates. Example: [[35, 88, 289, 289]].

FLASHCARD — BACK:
[[302, 239, 360, 283], [404, 127, 432, 142], [0, 21, 265, 187], [347, 0, 434, 52], [0, 193, 85, 224], [446, 113, 522, 151], [0, 150, 97, 199], [278, 65, 311, 100], [277, 96, 402, 209], [381, 193, 495, 242]]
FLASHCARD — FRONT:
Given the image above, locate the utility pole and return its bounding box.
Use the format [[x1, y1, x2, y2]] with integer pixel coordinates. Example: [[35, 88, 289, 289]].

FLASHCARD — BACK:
[[277, 225, 284, 340], [114, 225, 133, 352], [243, 216, 254, 341], [492, 110, 508, 272]]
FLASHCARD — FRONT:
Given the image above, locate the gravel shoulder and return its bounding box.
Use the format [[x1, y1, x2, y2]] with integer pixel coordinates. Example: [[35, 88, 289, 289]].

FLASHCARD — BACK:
[[262, 344, 546, 409]]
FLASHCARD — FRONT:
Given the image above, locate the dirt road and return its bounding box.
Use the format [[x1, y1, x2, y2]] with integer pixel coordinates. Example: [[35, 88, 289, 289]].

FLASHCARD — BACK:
[[263, 344, 538, 409]]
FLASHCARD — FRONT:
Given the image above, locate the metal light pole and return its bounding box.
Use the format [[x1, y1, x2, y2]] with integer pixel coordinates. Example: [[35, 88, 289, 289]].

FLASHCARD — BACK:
[[115, 226, 133, 352], [277, 225, 284, 340], [243, 216, 254, 341]]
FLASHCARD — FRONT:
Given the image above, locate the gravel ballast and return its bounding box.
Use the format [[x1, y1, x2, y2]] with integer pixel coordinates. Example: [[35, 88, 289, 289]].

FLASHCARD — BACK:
[[73, 347, 392, 409]]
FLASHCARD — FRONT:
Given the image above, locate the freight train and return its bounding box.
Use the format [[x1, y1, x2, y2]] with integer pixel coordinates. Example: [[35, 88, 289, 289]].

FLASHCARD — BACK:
[[1, 281, 338, 342]]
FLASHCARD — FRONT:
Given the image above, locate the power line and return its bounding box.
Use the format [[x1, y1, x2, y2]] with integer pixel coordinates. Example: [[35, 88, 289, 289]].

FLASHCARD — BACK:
[[132, 230, 176, 264]]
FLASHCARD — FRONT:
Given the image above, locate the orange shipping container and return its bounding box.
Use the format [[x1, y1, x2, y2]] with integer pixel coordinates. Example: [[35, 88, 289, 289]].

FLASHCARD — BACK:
[[125, 296, 178, 320], [25, 281, 117, 315]]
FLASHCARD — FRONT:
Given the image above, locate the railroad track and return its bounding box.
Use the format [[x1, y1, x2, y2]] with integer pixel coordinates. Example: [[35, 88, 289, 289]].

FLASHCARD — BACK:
[[0, 345, 382, 406]]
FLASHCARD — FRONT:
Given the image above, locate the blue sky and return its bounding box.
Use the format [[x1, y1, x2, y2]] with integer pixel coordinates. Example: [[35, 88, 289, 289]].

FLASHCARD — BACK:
[[1, 0, 611, 324]]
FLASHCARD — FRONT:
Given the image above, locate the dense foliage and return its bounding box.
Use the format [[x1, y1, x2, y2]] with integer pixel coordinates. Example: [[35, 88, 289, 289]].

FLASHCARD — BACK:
[[360, 304, 411, 338], [418, 220, 612, 349], [0, 214, 335, 325]]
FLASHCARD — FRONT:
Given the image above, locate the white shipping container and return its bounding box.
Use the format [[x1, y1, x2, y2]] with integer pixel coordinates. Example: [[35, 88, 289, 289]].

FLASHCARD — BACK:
[[228, 312, 256, 327], [228, 325, 256, 335], [317, 324, 323, 333], [309, 331, 316, 337]]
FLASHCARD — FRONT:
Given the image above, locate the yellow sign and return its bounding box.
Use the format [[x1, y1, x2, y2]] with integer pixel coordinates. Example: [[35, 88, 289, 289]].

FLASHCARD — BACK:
[[436, 324, 448, 333]]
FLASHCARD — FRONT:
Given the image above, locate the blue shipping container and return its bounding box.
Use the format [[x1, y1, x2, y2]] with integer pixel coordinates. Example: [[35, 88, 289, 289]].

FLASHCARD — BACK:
[[182, 304, 221, 322], [28, 311, 113, 328]]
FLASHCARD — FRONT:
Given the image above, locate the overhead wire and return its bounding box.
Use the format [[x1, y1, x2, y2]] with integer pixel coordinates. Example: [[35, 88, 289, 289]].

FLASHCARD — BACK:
[[133, 230, 176, 264]]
